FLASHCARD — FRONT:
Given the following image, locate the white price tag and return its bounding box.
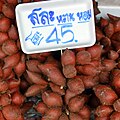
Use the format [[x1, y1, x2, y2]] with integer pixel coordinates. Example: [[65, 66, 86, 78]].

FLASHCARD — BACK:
[[15, 0, 96, 54]]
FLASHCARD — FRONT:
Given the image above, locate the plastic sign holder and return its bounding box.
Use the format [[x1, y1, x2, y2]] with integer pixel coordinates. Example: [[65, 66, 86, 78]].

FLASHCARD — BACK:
[[15, 0, 96, 54]]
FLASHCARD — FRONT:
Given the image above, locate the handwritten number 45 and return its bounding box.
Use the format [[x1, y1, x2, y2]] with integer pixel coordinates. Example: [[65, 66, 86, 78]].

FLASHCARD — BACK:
[[46, 24, 74, 44]]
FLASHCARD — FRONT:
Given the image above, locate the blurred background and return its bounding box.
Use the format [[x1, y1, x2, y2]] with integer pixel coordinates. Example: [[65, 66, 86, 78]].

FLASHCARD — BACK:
[[97, 0, 120, 6]]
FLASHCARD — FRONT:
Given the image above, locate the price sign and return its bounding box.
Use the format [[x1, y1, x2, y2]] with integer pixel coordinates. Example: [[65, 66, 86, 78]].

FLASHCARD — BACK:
[[15, 0, 96, 54]]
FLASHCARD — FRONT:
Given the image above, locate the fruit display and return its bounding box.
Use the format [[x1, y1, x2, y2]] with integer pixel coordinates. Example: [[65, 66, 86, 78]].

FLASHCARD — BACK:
[[0, 0, 120, 120]]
